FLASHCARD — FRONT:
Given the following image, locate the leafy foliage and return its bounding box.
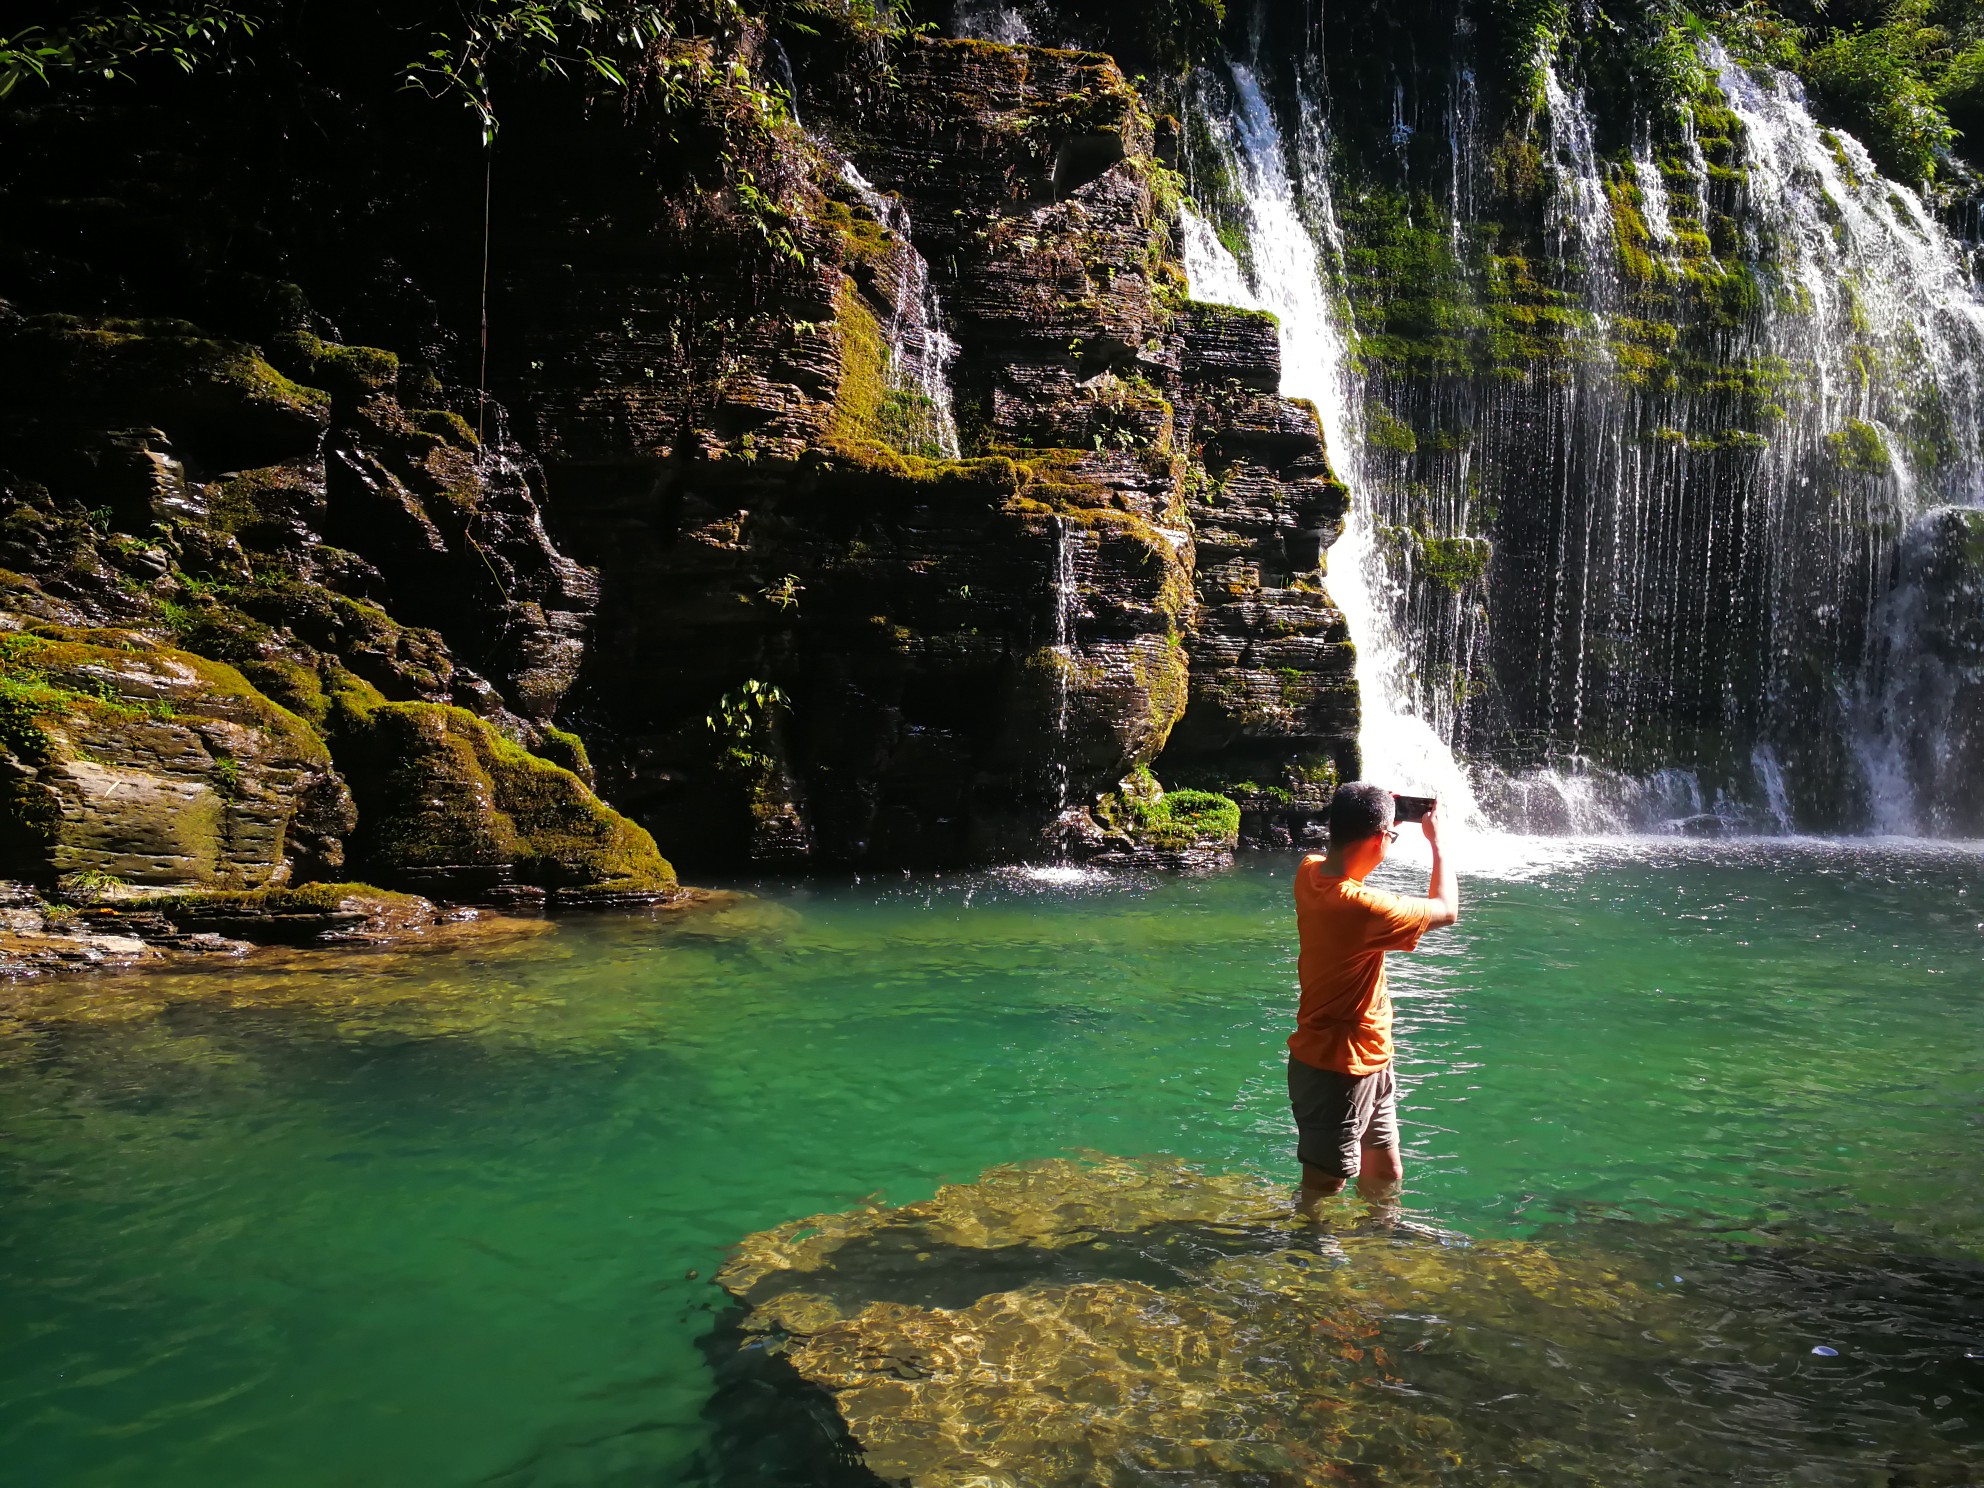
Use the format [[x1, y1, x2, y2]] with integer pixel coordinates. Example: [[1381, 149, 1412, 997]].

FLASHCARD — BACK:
[[705, 677, 787, 774], [0, 4, 256, 99], [401, 1, 679, 145]]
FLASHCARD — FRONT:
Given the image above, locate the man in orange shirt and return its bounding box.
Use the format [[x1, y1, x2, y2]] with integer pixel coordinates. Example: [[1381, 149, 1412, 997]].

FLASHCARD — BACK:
[[1289, 782, 1459, 1203]]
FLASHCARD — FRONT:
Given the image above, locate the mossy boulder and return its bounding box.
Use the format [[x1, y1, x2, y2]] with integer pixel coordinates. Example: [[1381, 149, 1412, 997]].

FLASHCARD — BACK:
[[335, 698, 676, 902], [0, 315, 330, 466], [0, 623, 353, 889], [1093, 776, 1240, 860]]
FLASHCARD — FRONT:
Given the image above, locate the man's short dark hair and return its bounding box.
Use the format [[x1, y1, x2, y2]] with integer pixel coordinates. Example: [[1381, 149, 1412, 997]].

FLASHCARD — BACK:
[[1328, 781, 1395, 845]]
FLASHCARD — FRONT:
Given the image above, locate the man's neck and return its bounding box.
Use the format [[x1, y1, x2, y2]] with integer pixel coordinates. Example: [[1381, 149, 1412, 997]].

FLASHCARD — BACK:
[[1317, 850, 1363, 882]]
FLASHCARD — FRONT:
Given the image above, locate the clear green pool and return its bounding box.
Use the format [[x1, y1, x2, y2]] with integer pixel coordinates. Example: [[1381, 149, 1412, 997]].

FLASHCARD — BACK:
[[3, 840, 1982, 1485]]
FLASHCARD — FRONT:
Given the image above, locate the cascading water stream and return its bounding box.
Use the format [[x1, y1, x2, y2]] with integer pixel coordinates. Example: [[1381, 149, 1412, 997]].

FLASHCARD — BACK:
[[1047, 515, 1076, 816], [1189, 34, 1984, 838], [839, 164, 964, 460], [775, 41, 964, 461], [1181, 64, 1486, 828]]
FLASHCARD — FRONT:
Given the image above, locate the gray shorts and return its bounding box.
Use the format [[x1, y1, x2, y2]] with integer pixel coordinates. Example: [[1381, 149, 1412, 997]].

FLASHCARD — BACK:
[[1287, 1054, 1398, 1177]]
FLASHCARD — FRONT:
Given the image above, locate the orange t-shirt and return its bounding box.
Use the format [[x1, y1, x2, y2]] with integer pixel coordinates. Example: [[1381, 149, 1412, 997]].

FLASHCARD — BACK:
[[1289, 854, 1434, 1076]]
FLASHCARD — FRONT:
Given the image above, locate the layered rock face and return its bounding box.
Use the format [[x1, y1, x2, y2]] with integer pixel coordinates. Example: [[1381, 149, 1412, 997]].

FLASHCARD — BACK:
[[0, 313, 674, 905], [0, 5, 1362, 884], [519, 30, 1355, 864]]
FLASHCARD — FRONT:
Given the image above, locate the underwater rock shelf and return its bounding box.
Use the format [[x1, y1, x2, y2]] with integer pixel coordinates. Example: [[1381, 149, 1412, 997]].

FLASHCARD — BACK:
[[715, 1155, 1742, 1486]]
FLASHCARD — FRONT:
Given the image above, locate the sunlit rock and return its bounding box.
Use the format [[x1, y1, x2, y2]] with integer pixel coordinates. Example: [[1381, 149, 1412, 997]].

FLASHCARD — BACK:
[[718, 1155, 1686, 1486]]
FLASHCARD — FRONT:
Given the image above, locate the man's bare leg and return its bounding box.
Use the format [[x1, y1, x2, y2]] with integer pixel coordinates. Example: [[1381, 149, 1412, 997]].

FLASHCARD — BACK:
[[1355, 1143, 1402, 1204], [1297, 1162, 1350, 1215], [1301, 1162, 1349, 1196]]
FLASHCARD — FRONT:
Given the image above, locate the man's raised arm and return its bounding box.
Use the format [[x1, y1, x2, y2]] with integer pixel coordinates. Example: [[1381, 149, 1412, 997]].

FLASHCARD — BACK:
[[1421, 805, 1460, 928]]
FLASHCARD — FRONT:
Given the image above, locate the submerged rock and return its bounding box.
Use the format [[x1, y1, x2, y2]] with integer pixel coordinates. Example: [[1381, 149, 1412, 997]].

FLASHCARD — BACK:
[[714, 1154, 1830, 1487]]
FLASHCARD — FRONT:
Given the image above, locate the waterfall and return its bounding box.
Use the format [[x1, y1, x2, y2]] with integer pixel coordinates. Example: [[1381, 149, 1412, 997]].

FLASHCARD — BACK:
[[780, 37, 963, 462], [1181, 31, 1984, 837], [1858, 506, 1984, 836], [1541, 65, 1614, 283], [1048, 514, 1076, 816], [1469, 49, 1984, 834], [1181, 64, 1483, 823], [1704, 44, 1984, 833], [951, 1, 1032, 45], [839, 165, 964, 461]]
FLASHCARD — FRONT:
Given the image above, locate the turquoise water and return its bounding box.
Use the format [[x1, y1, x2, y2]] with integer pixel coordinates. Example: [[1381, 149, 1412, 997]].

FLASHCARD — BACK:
[[2, 840, 1982, 1485]]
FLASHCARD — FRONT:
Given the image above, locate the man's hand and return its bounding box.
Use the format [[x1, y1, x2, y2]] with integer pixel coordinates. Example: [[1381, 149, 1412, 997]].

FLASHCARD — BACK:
[[1420, 804, 1459, 928]]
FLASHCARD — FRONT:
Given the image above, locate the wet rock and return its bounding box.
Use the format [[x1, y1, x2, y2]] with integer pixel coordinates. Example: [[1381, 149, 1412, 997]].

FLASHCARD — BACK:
[[715, 1155, 1686, 1488]]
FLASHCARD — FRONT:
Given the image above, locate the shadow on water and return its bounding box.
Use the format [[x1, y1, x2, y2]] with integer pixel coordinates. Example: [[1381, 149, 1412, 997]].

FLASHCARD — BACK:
[[695, 1305, 888, 1488]]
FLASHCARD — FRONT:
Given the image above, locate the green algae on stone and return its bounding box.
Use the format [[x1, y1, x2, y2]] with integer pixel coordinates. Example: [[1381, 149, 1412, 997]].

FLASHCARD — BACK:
[[93, 881, 442, 944], [337, 698, 675, 897], [0, 623, 350, 889], [1133, 785, 1239, 848]]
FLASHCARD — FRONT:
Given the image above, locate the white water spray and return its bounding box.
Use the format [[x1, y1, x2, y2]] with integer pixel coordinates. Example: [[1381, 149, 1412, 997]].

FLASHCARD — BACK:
[[1048, 514, 1076, 813]]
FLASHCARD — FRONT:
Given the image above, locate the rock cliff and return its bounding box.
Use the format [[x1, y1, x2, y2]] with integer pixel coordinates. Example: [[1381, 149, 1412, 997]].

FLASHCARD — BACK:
[[0, 1, 1364, 892]]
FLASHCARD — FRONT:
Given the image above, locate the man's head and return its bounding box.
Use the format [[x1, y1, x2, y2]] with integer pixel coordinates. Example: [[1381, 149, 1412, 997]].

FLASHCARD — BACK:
[[1327, 782, 1396, 871]]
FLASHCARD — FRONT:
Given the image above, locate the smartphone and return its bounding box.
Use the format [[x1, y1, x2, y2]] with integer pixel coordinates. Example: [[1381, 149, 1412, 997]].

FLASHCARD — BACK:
[[1392, 793, 1437, 824]]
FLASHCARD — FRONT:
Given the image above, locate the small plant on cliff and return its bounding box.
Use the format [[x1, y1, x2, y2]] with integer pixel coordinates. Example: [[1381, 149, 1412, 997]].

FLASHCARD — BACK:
[[705, 677, 787, 775], [55, 868, 128, 902], [759, 574, 803, 612]]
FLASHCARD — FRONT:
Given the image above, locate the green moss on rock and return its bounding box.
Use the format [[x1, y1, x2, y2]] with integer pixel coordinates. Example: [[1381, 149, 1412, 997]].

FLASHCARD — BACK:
[[537, 725, 594, 784], [1825, 418, 1894, 475], [0, 315, 329, 457], [0, 623, 348, 889], [337, 698, 674, 894]]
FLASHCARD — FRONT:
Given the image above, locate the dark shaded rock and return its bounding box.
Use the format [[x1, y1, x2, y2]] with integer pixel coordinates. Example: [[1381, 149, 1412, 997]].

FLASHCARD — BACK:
[[1866, 506, 1984, 835], [0, 315, 330, 468]]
